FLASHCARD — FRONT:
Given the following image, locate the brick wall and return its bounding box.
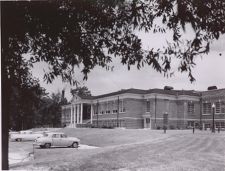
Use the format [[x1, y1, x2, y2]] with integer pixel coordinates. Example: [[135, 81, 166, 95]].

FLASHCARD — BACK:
[[201, 89, 225, 128], [62, 89, 225, 129], [123, 98, 145, 118]]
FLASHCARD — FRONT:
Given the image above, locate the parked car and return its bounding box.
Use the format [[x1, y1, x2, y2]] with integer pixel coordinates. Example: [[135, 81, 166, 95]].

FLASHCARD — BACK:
[[10, 130, 44, 142], [34, 132, 80, 148]]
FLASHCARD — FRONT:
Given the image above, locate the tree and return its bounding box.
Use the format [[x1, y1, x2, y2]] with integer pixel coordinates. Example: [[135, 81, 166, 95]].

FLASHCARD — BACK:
[[37, 91, 67, 128], [71, 86, 92, 97], [2, 0, 225, 169], [9, 79, 46, 131]]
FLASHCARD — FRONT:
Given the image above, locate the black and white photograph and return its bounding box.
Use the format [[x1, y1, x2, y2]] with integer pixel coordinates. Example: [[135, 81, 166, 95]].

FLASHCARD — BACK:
[[1, 0, 225, 170]]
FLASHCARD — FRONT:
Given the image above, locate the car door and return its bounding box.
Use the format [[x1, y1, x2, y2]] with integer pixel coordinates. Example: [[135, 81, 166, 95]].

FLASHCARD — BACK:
[[60, 134, 71, 146], [52, 134, 62, 146]]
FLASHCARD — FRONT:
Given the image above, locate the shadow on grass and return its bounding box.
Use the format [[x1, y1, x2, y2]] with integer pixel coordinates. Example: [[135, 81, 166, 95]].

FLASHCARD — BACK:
[[35, 146, 79, 150]]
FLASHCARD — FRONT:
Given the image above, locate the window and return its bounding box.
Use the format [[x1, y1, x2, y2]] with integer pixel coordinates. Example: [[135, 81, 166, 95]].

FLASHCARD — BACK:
[[215, 101, 225, 114], [222, 102, 225, 113], [221, 122, 225, 128], [146, 100, 150, 113], [105, 101, 110, 114], [52, 134, 61, 138], [61, 134, 67, 138], [215, 122, 220, 128], [203, 103, 211, 114], [113, 110, 118, 113], [188, 121, 194, 127], [163, 113, 168, 125], [188, 102, 195, 114], [215, 102, 221, 113], [98, 103, 103, 115], [112, 100, 118, 114], [119, 99, 125, 113]]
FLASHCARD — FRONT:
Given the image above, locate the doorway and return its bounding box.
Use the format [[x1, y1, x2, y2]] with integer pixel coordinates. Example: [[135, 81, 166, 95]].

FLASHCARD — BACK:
[[145, 118, 151, 128]]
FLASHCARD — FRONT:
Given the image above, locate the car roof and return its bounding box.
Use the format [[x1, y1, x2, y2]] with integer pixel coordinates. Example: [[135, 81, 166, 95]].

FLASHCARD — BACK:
[[20, 130, 32, 132], [46, 132, 65, 135]]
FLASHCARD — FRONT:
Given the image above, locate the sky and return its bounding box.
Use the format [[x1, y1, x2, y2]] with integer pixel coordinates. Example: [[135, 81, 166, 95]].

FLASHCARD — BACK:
[[31, 29, 225, 101]]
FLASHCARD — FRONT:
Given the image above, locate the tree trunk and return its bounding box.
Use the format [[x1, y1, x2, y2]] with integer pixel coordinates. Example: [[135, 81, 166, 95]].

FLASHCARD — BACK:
[[1, 2, 10, 168], [2, 74, 10, 170]]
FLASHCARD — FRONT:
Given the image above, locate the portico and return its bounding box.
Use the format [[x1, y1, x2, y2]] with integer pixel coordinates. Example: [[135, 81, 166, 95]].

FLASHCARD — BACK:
[[68, 102, 93, 128]]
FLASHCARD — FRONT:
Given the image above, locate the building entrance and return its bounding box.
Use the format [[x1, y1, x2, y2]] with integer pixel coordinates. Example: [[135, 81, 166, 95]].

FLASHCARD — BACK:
[[145, 118, 151, 128]]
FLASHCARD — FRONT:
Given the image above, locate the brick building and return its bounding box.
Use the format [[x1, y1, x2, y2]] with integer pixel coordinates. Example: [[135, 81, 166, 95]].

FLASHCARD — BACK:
[[61, 87, 225, 129]]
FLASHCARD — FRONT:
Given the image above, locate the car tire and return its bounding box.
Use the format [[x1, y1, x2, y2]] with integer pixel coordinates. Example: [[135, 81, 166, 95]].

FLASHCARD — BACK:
[[16, 138, 22, 142], [44, 143, 51, 148], [72, 142, 78, 148]]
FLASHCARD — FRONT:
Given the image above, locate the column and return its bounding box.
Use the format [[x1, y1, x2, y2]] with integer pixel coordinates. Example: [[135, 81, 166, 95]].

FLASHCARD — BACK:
[[80, 103, 83, 124], [76, 104, 79, 124], [70, 105, 73, 126], [73, 105, 76, 127], [91, 104, 93, 124]]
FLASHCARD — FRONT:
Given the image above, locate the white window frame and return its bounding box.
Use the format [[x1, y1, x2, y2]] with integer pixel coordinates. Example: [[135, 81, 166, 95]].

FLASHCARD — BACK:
[[215, 101, 225, 114], [188, 101, 195, 114], [202, 102, 211, 115], [215, 101, 221, 114], [146, 100, 150, 113], [119, 99, 125, 113], [112, 100, 118, 114]]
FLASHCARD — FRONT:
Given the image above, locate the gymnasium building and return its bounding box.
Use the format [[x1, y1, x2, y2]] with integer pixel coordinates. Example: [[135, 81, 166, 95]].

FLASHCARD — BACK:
[[61, 86, 225, 129]]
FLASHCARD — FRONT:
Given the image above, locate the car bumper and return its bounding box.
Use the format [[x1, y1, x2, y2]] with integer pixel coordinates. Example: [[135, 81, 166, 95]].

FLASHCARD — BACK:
[[33, 141, 44, 146]]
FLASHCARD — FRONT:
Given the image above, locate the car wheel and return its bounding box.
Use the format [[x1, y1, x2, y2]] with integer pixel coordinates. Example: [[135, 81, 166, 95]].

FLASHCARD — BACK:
[[44, 143, 51, 148], [16, 138, 22, 142], [72, 142, 78, 148]]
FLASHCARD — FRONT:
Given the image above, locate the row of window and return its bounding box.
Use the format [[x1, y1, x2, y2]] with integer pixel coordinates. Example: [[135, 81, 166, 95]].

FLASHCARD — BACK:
[[145, 101, 196, 114], [94, 108, 126, 115], [145, 100, 225, 114], [203, 101, 225, 114], [93, 99, 126, 115], [63, 100, 225, 117]]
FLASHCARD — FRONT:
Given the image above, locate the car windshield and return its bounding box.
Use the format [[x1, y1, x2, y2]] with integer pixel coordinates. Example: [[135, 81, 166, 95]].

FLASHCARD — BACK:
[[52, 134, 61, 138], [61, 134, 67, 138]]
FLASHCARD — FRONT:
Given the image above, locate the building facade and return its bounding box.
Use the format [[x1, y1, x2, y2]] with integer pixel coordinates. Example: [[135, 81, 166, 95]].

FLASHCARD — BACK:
[[61, 88, 225, 129]]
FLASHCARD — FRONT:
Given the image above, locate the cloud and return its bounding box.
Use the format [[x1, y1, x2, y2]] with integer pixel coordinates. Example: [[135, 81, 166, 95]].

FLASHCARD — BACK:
[[31, 30, 225, 101], [210, 35, 225, 53]]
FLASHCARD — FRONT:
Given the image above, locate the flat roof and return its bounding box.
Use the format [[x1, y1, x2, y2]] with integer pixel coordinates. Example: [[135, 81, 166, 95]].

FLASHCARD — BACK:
[[78, 88, 201, 99]]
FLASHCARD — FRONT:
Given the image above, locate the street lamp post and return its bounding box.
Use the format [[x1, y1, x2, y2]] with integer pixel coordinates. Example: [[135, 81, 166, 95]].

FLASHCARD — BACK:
[[212, 103, 215, 133]]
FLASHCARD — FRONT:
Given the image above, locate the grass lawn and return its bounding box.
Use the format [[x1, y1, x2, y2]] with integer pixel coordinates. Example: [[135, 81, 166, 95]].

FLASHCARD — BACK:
[[10, 128, 225, 171], [57, 128, 173, 147]]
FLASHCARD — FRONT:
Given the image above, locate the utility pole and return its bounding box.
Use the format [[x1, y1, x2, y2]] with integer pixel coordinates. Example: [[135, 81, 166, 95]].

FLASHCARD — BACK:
[[154, 95, 157, 129], [200, 96, 202, 130], [117, 96, 119, 127], [97, 100, 99, 128]]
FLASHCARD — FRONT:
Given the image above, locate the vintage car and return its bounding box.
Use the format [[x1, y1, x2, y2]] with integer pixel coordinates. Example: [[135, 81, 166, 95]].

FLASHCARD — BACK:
[[34, 132, 80, 148], [10, 130, 45, 141]]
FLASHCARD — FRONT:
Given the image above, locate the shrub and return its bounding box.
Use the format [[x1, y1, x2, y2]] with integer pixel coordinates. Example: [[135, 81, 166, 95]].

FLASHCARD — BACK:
[[163, 126, 167, 130], [169, 125, 175, 129], [157, 126, 161, 130]]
